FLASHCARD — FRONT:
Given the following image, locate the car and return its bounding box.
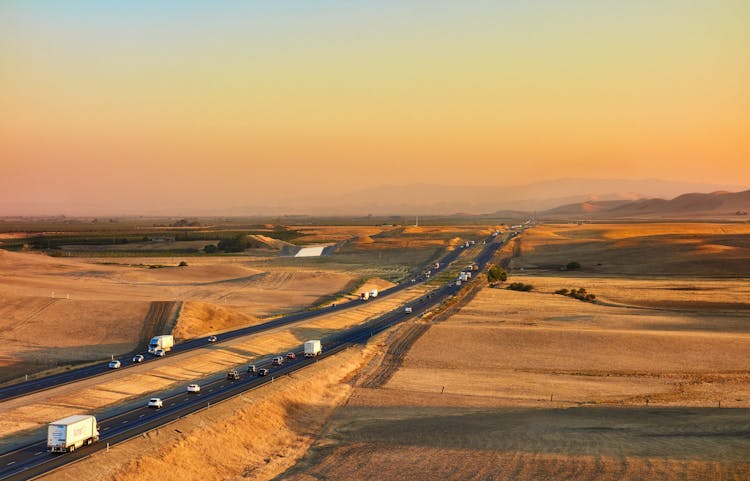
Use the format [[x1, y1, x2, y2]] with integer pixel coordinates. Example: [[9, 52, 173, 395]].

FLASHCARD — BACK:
[[226, 370, 240, 380], [108, 360, 121, 369], [187, 384, 200, 393], [271, 356, 284, 366], [132, 354, 145, 363], [286, 352, 296, 360], [258, 368, 269, 376], [207, 335, 217, 343], [153, 349, 166, 357], [247, 364, 257, 374], [147, 397, 163, 408]]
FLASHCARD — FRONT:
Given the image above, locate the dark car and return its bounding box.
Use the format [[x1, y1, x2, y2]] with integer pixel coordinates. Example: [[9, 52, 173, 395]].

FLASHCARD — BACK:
[[258, 368, 269, 376], [271, 356, 284, 366], [226, 369, 240, 380], [247, 364, 257, 374]]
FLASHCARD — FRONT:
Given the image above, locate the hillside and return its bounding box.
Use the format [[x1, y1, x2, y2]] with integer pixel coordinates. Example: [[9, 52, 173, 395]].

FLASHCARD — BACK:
[[541, 190, 750, 219]]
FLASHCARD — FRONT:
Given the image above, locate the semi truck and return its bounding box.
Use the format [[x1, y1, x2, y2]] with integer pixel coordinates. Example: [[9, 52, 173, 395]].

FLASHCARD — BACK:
[[369, 288, 379, 298], [304, 340, 322, 357], [148, 335, 174, 354], [360, 292, 370, 301], [47, 415, 99, 453]]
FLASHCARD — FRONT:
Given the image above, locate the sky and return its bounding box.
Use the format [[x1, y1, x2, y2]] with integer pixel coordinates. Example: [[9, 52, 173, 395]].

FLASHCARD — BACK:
[[1, 0, 749, 215]]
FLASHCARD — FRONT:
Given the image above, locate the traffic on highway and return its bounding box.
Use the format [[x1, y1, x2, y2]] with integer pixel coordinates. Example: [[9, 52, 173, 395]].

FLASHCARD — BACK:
[[0, 231, 514, 481]]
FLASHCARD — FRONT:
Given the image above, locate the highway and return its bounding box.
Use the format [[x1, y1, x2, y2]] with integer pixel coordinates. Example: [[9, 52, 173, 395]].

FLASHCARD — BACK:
[[0, 238, 474, 403], [0, 233, 510, 481]]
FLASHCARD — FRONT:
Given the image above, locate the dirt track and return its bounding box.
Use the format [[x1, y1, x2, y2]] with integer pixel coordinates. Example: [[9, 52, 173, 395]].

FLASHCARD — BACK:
[[360, 322, 431, 389], [133, 300, 181, 352]]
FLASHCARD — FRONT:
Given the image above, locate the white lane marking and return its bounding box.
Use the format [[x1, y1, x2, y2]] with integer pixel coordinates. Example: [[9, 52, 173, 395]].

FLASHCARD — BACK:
[[102, 427, 111, 431], [34, 451, 44, 456], [122, 420, 128, 424], [139, 414, 145, 418], [7, 461, 16, 465], [170, 403, 175, 406]]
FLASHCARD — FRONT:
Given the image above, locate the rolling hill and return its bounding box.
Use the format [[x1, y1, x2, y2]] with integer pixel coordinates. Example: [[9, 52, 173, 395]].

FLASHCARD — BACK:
[[541, 190, 750, 219]]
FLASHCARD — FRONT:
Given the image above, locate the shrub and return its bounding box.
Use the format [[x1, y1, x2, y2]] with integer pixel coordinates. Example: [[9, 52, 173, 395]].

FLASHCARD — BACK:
[[507, 282, 534, 292], [555, 287, 597, 303], [204, 244, 218, 254], [566, 261, 581, 270], [178, 261, 188, 267]]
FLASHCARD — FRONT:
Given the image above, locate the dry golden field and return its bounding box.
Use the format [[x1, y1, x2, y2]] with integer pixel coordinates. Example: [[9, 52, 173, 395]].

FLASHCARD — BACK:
[[40, 339, 382, 481], [273, 223, 750, 481], [13, 222, 750, 481], [0, 249, 354, 382], [0, 283, 429, 445], [512, 223, 750, 276]]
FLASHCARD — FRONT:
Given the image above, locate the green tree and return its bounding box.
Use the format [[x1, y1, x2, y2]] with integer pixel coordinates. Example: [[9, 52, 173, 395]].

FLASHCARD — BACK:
[[487, 266, 507, 284]]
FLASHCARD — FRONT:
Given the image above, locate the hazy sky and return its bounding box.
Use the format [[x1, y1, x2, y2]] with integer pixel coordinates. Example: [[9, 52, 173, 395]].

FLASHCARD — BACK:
[[1, 1, 749, 215]]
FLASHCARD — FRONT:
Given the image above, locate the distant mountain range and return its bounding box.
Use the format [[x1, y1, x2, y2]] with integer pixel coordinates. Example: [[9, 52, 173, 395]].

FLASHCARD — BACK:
[[3, 178, 748, 218], [540, 189, 750, 219], [271, 178, 749, 217]]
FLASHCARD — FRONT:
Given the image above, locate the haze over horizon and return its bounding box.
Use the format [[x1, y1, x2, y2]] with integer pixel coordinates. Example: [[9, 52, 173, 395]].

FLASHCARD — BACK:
[[2, 1, 749, 216]]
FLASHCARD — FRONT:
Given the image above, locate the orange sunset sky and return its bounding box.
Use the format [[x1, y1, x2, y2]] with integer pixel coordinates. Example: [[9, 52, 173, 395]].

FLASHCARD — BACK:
[[1, 1, 749, 215]]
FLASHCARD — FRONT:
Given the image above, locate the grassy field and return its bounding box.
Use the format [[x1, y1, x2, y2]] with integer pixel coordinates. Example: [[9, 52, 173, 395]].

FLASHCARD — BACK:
[[0, 284, 430, 445], [12, 222, 749, 480], [274, 223, 750, 481], [512, 223, 750, 277]]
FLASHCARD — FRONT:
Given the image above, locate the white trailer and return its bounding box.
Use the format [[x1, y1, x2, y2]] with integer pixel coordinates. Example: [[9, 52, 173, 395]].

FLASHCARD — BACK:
[[47, 415, 99, 453], [369, 288, 379, 298], [148, 335, 174, 354], [404, 307, 413, 313], [304, 340, 322, 357]]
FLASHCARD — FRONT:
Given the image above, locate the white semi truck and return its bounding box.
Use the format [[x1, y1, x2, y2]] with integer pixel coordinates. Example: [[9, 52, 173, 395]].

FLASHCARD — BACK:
[[47, 415, 99, 453], [304, 340, 322, 357], [360, 292, 370, 301], [148, 335, 174, 354]]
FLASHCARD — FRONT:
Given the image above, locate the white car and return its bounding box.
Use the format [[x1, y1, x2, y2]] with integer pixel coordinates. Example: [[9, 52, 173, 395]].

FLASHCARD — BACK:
[[147, 397, 163, 408], [132, 354, 144, 363], [187, 384, 200, 393], [153, 349, 166, 357], [108, 360, 121, 369], [207, 335, 218, 343]]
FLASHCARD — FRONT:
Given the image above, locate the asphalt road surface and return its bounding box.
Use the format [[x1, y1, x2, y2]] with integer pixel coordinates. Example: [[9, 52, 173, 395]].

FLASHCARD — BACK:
[[0, 234, 509, 481]]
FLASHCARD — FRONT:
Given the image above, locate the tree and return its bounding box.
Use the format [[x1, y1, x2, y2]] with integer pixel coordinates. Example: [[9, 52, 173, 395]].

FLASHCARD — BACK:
[[204, 244, 218, 254], [487, 266, 507, 284], [178, 261, 188, 267], [566, 261, 581, 270]]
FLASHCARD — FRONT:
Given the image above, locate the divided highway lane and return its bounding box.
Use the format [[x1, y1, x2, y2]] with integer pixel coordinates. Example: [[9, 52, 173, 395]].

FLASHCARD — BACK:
[[0, 236, 507, 481], [0, 236, 480, 403]]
